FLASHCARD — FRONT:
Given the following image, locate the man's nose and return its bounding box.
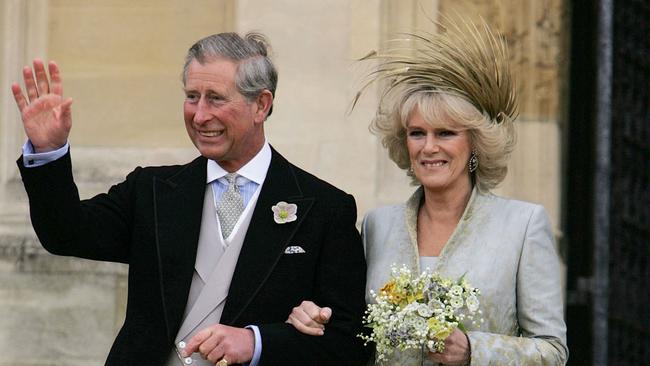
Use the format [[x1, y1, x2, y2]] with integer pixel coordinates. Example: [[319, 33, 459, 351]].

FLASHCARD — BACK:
[[193, 98, 211, 124]]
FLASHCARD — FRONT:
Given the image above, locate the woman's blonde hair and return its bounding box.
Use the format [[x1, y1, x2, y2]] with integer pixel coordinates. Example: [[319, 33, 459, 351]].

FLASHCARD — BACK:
[[371, 90, 516, 191]]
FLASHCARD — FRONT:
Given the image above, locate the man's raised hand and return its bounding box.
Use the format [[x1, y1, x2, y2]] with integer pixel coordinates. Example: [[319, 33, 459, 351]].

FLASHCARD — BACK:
[[11, 59, 72, 153]]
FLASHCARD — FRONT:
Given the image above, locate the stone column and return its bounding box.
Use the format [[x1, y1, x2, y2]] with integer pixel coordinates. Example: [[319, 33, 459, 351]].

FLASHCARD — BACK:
[[0, 0, 48, 235]]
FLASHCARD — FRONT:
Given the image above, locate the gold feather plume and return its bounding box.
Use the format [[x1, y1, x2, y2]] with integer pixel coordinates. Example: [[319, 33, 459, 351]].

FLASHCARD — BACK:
[[353, 16, 518, 123]]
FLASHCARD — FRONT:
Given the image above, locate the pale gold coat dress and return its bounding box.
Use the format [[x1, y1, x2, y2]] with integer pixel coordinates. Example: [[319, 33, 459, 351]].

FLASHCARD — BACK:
[[362, 187, 568, 365]]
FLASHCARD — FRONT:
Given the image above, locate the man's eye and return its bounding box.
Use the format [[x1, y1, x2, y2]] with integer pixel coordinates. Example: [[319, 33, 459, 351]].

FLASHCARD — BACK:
[[185, 94, 199, 102], [208, 96, 229, 106]]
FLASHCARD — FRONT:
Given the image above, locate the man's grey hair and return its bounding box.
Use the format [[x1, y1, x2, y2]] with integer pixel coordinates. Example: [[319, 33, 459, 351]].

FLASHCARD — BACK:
[[183, 32, 278, 117]]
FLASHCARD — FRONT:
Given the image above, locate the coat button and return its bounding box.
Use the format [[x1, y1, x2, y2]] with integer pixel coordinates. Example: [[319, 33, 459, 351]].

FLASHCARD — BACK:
[[178, 341, 186, 349], [184, 357, 193, 365]]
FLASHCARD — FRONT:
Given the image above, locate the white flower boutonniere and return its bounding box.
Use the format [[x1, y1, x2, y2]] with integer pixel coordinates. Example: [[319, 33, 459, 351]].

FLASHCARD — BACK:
[[271, 201, 297, 224]]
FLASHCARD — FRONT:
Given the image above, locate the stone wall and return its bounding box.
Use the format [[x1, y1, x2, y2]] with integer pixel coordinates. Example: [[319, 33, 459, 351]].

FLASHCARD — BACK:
[[0, 0, 570, 364], [0, 235, 127, 366]]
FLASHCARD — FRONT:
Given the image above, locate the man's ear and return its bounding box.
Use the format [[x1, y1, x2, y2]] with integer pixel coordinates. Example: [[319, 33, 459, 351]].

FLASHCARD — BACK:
[[254, 90, 273, 123]]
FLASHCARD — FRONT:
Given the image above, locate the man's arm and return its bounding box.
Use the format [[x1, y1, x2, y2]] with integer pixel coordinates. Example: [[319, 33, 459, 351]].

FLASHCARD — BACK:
[[14, 59, 138, 263], [257, 193, 369, 365], [17, 150, 135, 263]]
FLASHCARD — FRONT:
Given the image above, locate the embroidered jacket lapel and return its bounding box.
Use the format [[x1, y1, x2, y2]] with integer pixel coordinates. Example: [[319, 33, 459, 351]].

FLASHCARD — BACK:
[[153, 156, 207, 343], [221, 148, 314, 325]]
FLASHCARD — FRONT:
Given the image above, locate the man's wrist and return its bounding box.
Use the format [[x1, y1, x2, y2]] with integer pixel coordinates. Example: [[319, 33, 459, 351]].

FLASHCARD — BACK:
[[22, 140, 68, 167], [245, 325, 262, 366]]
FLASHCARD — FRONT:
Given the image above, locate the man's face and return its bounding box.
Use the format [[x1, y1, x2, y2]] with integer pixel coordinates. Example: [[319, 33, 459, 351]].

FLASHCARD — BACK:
[[183, 58, 266, 172]]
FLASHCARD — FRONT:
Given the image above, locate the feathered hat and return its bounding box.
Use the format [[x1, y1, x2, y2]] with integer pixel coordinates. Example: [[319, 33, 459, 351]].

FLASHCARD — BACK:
[[353, 16, 518, 124]]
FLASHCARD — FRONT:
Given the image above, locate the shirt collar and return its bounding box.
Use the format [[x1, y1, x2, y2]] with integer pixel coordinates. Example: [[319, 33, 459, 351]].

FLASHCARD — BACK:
[[206, 141, 272, 185]]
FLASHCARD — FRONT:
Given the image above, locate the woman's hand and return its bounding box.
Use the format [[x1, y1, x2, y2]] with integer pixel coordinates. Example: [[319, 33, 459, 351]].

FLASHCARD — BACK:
[[428, 328, 471, 365], [285, 300, 332, 336], [11, 59, 73, 153]]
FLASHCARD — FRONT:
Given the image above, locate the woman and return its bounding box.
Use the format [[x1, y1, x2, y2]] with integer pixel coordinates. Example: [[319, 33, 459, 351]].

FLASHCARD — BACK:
[[286, 19, 568, 365]]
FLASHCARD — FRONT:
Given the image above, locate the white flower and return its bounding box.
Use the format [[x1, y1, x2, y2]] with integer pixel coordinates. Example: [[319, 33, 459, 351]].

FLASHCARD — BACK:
[[417, 303, 433, 317], [450, 285, 463, 297], [450, 296, 464, 309], [271, 201, 297, 224], [403, 302, 419, 313], [466, 294, 479, 312], [429, 299, 445, 314], [413, 316, 428, 335]]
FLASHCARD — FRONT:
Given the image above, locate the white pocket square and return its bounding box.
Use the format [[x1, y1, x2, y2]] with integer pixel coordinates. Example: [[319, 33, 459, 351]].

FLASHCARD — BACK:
[[284, 246, 306, 254]]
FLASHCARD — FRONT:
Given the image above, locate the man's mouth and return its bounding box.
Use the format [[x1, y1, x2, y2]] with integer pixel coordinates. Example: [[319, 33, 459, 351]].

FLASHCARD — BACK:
[[198, 130, 224, 137]]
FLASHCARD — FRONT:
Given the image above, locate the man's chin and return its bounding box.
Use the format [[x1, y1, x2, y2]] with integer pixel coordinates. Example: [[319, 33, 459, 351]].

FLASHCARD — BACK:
[[196, 145, 227, 161], [201, 153, 225, 162]]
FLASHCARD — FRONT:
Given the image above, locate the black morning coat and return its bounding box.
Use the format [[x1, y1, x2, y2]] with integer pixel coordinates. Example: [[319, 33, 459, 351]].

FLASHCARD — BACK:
[[18, 147, 370, 365]]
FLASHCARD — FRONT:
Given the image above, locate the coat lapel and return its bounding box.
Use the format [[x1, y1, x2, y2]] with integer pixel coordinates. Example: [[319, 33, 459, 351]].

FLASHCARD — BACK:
[[153, 156, 207, 343], [221, 149, 314, 324]]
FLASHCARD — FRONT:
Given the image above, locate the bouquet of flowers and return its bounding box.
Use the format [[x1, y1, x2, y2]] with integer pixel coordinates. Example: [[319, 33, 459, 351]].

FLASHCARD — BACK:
[[359, 265, 483, 362]]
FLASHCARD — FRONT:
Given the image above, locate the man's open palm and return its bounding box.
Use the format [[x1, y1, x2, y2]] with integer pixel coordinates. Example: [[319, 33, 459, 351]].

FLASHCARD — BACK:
[[11, 59, 72, 153]]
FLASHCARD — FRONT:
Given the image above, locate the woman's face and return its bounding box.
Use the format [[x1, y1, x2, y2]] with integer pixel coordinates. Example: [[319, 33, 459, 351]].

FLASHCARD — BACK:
[[406, 107, 472, 194]]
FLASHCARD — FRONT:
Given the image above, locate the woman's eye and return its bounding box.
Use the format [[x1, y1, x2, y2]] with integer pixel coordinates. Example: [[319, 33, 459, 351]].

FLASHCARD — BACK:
[[438, 130, 456, 137], [408, 130, 425, 137]]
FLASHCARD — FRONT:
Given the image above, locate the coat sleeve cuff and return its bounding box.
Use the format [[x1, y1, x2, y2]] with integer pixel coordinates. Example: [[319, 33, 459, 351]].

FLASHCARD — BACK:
[[21, 140, 69, 167]]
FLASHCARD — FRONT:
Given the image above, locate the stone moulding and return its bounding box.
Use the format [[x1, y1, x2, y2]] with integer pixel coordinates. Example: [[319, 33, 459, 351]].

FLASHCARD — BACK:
[[0, 233, 127, 275]]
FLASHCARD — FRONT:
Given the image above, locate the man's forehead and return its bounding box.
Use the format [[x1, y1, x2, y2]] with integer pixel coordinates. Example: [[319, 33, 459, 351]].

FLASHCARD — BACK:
[[185, 58, 237, 85], [189, 57, 238, 72], [185, 71, 228, 83]]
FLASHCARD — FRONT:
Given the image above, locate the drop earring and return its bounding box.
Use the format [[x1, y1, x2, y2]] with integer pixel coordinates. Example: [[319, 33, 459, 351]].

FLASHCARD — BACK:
[[468, 150, 479, 173]]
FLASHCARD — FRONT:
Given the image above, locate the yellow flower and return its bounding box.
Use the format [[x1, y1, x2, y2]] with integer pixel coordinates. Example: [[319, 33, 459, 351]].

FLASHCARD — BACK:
[[428, 317, 453, 340], [380, 279, 396, 296], [407, 290, 424, 304], [392, 292, 406, 306], [434, 327, 453, 340], [380, 280, 405, 305]]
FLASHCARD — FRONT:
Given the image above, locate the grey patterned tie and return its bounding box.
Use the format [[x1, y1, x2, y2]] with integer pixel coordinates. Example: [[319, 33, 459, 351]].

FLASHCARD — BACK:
[[216, 173, 244, 238]]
